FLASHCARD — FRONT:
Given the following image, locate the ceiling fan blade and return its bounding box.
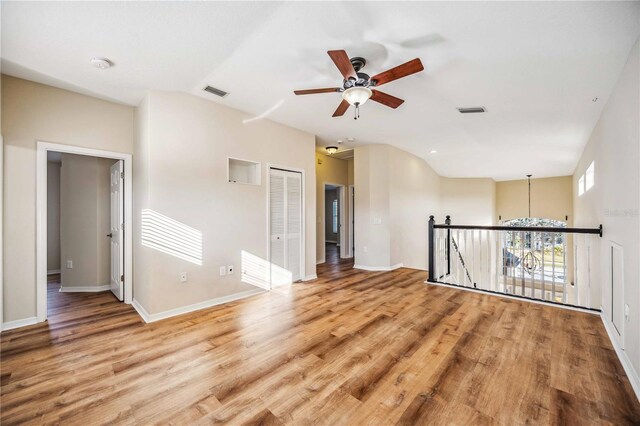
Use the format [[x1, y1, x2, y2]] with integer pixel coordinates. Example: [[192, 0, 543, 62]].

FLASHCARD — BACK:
[[371, 90, 405, 109], [294, 88, 340, 95], [371, 58, 424, 86], [332, 99, 350, 117], [327, 50, 357, 81]]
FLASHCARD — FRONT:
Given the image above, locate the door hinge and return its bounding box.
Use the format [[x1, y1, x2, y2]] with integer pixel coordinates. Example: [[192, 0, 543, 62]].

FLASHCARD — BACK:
[[121, 274, 124, 282], [120, 171, 124, 179]]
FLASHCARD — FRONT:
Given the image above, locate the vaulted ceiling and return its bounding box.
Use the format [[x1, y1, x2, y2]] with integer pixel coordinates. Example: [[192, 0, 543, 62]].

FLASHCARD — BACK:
[[3, 1, 638, 180]]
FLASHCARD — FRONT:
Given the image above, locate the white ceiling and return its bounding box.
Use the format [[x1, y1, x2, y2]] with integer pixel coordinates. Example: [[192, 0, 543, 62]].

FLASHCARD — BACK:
[[3, 2, 639, 180]]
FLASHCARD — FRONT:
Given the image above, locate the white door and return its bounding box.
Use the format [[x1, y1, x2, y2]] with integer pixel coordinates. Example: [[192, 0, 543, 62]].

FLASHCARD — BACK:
[[110, 160, 124, 301], [269, 168, 302, 286]]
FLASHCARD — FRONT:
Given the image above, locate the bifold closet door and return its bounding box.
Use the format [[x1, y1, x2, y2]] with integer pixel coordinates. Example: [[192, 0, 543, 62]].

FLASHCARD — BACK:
[[269, 168, 302, 286]]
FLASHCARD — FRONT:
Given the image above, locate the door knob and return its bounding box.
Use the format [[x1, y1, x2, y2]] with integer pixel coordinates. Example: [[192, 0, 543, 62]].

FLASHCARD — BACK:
[[107, 233, 113, 238]]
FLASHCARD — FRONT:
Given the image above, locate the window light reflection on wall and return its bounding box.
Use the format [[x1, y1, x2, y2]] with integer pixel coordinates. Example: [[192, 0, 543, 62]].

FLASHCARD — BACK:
[[141, 209, 203, 265]]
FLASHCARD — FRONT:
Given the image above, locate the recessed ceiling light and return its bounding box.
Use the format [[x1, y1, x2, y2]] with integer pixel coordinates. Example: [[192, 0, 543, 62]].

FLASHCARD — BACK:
[[336, 139, 343, 144], [430, 150, 438, 154], [90, 57, 112, 69]]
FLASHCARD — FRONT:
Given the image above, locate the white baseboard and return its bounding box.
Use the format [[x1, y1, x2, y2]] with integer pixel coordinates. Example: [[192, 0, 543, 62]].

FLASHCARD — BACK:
[[303, 274, 318, 281], [1, 316, 38, 332], [316, 257, 326, 265], [353, 263, 403, 272], [47, 269, 61, 275], [600, 313, 640, 402], [132, 288, 265, 323], [59, 285, 111, 293]]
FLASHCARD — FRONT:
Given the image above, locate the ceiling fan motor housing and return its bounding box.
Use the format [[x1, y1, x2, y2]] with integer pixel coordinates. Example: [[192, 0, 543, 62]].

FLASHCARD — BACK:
[[343, 57, 372, 89]]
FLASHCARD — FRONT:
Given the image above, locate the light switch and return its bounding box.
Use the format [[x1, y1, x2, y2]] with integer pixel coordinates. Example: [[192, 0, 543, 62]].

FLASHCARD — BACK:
[[219, 266, 227, 276]]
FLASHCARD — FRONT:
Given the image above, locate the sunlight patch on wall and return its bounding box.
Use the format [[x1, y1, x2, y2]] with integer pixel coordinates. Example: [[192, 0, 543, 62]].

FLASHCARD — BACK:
[[241, 250, 292, 290], [141, 209, 203, 265]]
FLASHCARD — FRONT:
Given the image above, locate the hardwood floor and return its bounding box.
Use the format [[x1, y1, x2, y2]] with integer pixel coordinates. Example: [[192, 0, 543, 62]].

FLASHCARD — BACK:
[[2, 262, 639, 425]]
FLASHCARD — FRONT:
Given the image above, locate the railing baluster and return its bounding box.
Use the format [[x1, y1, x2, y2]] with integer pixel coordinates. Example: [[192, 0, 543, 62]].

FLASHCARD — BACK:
[[542, 232, 546, 300], [562, 232, 567, 304]]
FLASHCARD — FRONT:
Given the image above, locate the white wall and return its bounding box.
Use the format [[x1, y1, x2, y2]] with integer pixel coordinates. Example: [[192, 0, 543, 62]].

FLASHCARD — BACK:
[[573, 38, 640, 390], [46, 161, 61, 272], [134, 91, 316, 315], [1, 75, 134, 323], [60, 153, 114, 289], [441, 178, 496, 226]]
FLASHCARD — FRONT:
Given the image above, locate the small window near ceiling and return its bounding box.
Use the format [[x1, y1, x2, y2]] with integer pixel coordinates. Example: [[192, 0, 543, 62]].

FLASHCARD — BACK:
[[585, 161, 595, 191], [578, 175, 585, 196], [332, 200, 338, 234]]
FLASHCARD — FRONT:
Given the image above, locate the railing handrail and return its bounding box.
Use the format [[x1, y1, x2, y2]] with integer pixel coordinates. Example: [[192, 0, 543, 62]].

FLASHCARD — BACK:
[[433, 223, 602, 236]]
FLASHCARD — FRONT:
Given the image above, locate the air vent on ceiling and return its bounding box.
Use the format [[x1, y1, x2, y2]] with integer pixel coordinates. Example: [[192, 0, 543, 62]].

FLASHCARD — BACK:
[[457, 107, 486, 114], [203, 85, 229, 98]]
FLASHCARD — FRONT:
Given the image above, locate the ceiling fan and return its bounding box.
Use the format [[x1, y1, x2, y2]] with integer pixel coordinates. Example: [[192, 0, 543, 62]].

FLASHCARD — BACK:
[[294, 50, 424, 119]]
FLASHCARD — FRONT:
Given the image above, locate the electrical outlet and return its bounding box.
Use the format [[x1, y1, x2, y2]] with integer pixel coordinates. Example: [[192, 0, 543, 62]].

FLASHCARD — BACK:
[[228, 265, 234, 275], [180, 272, 188, 283], [219, 266, 226, 276], [66, 260, 73, 269]]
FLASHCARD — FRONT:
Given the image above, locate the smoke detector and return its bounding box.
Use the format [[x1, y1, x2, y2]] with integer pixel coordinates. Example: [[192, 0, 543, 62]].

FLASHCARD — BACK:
[[90, 58, 113, 69]]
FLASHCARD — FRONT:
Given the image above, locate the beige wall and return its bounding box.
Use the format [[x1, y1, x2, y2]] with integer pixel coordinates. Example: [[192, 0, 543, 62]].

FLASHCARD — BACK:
[[496, 176, 573, 224], [315, 152, 349, 263], [134, 91, 316, 315], [574, 38, 639, 381], [1, 75, 134, 322], [441, 178, 496, 226], [60, 154, 115, 289], [47, 161, 61, 272]]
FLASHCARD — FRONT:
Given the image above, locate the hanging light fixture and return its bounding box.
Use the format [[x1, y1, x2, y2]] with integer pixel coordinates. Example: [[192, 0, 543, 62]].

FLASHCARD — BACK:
[[325, 146, 338, 155], [342, 87, 372, 120]]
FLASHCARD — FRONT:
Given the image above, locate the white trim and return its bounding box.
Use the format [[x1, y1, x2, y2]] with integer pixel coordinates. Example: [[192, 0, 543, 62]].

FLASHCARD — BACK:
[[425, 280, 600, 315], [132, 288, 265, 323], [59, 285, 111, 293], [316, 257, 326, 265], [266, 164, 306, 285], [36, 141, 133, 324], [303, 274, 318, 281], [47, 269, 61, 275], [1, 317, 38, 332], [601, 312, 640, 402], [348, 184, 355, 258], [354, 263, 404, 272], [607, 240, 625, 349]]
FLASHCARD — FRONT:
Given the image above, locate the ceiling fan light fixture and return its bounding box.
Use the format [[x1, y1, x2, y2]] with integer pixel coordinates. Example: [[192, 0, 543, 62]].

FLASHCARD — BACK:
[[326, 146, 339, 155], [342, 87, 372, 106]]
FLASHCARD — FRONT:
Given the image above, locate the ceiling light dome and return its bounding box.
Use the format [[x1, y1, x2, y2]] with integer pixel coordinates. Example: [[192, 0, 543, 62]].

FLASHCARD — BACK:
[[326, 146, 338, 155], [342, 87, 372, 106]]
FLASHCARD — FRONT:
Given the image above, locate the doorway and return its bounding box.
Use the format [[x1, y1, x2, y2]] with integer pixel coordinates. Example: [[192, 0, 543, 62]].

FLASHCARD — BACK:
[[268, 166, 305, 285], [36, 142, 133, 322], [323, 183, 347, 263]]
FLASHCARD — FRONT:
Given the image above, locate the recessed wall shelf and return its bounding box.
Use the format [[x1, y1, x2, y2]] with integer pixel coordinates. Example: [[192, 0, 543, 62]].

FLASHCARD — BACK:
[[227, 158, 261, 185]]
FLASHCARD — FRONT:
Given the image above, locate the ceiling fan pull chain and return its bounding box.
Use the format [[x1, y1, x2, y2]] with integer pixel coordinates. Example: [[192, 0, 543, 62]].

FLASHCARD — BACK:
[[354, 102, 360, 120]]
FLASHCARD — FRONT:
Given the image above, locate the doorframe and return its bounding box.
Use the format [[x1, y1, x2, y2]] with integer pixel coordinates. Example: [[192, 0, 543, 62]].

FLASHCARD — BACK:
[[348, 185, 355, 258], [266, 164, 306, 283], [36, 141, 133, 322], [322, 182, 347, 259]]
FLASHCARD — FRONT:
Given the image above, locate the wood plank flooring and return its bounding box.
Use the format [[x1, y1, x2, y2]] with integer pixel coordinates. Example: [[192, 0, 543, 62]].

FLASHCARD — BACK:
[[1, 252, 639, 425]]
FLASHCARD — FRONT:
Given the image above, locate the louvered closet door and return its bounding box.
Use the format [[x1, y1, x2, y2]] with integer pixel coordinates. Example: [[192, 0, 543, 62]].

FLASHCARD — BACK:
[[286, 173, 302, 281], [269, 168, 303, 287]]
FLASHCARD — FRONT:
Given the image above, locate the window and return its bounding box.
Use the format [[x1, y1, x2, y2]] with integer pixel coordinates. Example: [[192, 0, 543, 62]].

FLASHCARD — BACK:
[[578, 161, 595, 196], [332, 199, 338, 233], [585, 161, 595, 191], [578, 175, 585, 196]]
